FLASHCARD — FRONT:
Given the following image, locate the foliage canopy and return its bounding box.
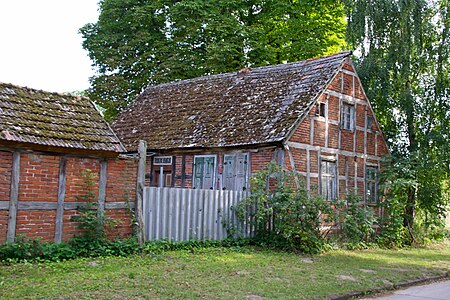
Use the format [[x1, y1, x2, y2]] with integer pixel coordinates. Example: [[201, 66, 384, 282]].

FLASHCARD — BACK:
[[345, 0, 450, 236], [80, 0, 346, 120]]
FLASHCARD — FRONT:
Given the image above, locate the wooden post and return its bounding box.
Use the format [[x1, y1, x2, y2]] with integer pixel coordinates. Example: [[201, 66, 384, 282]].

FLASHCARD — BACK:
[[7, 151, 20, 243], [181, 154, 186, 188], [284, 145, 300, 189], [97, 159, 108, 218], [136, 140, 147, 246], [54, 156, 67, 243]]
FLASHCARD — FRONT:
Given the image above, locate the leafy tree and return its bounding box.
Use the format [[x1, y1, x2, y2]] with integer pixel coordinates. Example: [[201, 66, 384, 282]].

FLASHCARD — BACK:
[[80, 0, 347, 120], [345, 0, 450, 239]]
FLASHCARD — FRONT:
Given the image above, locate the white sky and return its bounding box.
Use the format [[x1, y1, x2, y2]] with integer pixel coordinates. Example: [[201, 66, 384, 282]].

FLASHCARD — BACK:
[[0, 1, 99, 93]]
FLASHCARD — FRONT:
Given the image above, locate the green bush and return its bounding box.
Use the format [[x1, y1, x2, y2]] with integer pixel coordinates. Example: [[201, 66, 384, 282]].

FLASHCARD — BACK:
[[337, 193, 376, 245], [235, 162, 335, 254], [73, 169, 118, 242], [68, 236, 139, 258], [0, 236, 76, 262]]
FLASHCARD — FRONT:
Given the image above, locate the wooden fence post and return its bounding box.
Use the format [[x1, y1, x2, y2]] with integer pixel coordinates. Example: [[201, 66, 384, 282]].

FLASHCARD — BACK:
[[54, 156, 67, 243], [97, 159, 108, 218], [7, 151, 20, 243], [136, 140, 147, 246]]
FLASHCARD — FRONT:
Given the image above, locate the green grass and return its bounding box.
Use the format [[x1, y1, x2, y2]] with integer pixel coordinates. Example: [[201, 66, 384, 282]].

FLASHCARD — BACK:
[[0, 241, 449, 300]]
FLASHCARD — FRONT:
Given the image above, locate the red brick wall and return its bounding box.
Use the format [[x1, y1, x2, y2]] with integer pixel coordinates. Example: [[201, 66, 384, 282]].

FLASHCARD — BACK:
[[19, 154, 59, 202], [287, 59, 389, 205], [16, 210, 56, 241], [0, 150, 138, 243], [0, 151, 12, 201]]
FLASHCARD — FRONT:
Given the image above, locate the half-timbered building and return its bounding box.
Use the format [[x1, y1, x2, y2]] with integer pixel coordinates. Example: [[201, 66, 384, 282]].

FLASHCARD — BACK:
[[0, 83, 137, 243], [113, 51, 389, 204]]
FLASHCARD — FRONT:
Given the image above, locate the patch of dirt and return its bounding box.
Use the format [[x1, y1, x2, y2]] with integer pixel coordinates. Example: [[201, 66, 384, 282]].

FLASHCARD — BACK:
[[231, 270, 250, 276], [360, 269, 377, 273], [87, 261, 99, 267], [379, 267, 411, 272], [300, 258, 314, 263], [246, 295, 263, 300], [336, 274, 358, 282], [382, 279, 393, 286]]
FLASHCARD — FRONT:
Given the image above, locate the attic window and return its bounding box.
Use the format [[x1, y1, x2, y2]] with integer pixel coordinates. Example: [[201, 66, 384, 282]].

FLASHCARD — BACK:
[[367, 116, 374, 130], [341, 102, 355, 131], [315, 102, 326, 118]]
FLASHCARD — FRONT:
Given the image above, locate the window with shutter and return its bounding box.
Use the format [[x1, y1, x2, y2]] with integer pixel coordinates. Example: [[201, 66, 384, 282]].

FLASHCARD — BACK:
[[193, 155, 216, 189], [222, 153, 249, 191], [223, 155, 236, 190]]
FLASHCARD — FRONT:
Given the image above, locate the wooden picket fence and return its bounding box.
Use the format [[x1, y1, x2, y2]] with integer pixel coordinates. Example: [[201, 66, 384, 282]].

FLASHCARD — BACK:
[[143, 187, 253, 241]]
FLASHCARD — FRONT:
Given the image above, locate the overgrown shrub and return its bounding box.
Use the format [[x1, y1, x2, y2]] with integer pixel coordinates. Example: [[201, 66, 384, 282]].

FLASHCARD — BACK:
[[68, 236, 139, 258], [337, 193, 376, 245], [235, 162, 335, 253], [73, 169, 117, 242], [0, 236, 76, 262]]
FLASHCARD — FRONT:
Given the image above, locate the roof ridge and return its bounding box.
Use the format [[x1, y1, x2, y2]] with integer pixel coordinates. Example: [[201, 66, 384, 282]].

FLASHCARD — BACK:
[[0, 82, 90, 101], [143, 51, 352, 91]]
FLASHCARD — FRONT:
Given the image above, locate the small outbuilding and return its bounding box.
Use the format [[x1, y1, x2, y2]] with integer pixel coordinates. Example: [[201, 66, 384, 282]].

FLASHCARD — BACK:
[[0, 83, 137, 243], [112, 51, 389, 204]]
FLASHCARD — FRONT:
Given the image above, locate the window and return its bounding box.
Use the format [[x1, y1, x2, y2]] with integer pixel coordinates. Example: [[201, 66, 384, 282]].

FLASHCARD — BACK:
[[222, 153, 249, 191], [315, 102, 326, 118], [193, 155, 216, 189], [341, 102, 355, 131], [320, 159, 337, 200], [365, 167, 378, 204], [367, 116, 374, 131], [155, 171, 172, 187]]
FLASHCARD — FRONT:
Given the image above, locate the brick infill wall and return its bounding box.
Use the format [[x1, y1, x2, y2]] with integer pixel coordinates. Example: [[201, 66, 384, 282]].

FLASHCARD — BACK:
[[0, 149, 138, 243]]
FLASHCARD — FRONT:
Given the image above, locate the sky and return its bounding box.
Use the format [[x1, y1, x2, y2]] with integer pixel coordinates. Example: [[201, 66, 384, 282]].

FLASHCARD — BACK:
[[0, 1, 100, 93]]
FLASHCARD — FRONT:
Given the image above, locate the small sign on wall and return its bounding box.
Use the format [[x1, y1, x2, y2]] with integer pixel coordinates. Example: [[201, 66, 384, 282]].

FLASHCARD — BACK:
[[153, 156, 173, 165]]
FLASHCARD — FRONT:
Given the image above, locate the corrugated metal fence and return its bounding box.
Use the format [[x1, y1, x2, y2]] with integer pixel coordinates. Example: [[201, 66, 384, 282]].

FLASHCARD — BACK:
[[143, 187, 253, 241]]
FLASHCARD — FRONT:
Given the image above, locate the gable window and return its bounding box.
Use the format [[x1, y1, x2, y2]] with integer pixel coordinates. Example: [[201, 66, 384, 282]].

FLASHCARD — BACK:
[[320, 159, 337, 201], [193, 155, 216, 190], [367, 116, 374, 131], [222, 153, 249, 191], [315, 102, 326, 118], [341, 102, 355, 131], [365, 166, 378, 204]]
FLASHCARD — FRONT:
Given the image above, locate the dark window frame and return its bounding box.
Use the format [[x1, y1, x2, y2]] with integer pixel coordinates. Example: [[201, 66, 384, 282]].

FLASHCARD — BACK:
[[320, 158, 337, 201], [365, 166, 378, 204], [315, 102, 326, 118], [341, 102, 355, 131]]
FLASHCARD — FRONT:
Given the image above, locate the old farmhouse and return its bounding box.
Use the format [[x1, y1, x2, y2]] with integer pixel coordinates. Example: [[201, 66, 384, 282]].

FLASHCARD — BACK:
[[0, 83, 137, 243], [113, 51, 389, 204]]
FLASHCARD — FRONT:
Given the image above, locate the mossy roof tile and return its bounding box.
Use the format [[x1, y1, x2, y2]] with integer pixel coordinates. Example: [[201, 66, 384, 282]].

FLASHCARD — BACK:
[[113, 52, 351, 150], [0, 83, 125, 153]]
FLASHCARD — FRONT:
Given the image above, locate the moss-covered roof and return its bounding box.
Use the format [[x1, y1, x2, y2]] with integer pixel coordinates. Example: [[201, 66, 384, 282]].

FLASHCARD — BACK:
[[0, 83, 125, 153], [113, 51, 351, 150]]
